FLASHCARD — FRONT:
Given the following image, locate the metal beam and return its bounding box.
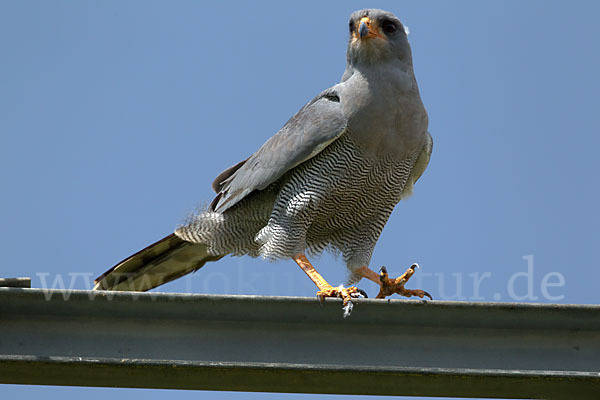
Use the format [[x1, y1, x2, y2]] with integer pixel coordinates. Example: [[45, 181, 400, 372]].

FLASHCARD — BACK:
[[0, 287, 598, 399], [0, 277, 30, 288]]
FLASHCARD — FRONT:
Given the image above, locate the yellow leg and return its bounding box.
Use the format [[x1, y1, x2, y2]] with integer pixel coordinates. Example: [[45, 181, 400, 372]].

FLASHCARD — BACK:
[[355, 265, 381, 284], [292, 253, 360, 305]]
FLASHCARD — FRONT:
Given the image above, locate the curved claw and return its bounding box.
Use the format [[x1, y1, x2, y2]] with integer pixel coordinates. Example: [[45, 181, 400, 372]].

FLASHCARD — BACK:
[[406, 288, 433, 301], [316, 293, 325, 308]]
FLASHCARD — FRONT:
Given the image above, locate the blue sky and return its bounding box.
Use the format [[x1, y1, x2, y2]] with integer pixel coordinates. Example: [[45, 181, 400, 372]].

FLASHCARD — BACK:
[[1, 1, 598, 399]]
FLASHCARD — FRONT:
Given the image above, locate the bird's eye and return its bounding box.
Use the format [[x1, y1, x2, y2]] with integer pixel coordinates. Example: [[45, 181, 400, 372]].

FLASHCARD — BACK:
[[349, 21, 355, 34], [381, 20, 398, 34]]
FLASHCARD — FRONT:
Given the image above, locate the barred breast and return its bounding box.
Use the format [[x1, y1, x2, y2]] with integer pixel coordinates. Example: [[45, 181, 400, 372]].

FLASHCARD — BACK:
[[176, 132, 417, 280]]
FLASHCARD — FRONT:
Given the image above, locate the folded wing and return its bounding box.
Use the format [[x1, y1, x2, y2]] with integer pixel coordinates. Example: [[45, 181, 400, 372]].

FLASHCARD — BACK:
[[211, 87, 347, 213]]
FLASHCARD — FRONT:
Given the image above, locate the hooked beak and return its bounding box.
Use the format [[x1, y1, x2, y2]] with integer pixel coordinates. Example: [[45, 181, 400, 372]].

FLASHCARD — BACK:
[[357, 17, 381, 39], [359, 18, 370, 38]]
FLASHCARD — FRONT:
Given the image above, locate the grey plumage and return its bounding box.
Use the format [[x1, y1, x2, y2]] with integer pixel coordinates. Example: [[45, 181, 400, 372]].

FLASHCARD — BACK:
[[94, 9, 431, 293]]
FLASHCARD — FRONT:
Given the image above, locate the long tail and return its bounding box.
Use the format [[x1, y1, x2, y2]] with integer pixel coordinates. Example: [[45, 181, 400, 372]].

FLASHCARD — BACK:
[[93, 234, 223, 291]]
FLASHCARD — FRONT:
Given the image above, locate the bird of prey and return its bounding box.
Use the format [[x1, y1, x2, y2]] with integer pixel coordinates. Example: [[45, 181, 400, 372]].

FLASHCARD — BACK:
[[94, 9, 433, 309]]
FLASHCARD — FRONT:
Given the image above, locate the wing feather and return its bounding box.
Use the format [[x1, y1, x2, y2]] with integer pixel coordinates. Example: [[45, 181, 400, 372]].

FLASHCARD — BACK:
[[212, 87, 347, 213]]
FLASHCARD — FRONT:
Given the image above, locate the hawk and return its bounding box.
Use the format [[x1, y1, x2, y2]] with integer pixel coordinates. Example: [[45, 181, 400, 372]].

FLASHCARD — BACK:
[[94, 9, 433, 311]]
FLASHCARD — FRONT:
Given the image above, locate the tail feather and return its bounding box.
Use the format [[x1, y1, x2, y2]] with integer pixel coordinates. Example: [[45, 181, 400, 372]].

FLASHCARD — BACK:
[[93, 233, 223, 291]]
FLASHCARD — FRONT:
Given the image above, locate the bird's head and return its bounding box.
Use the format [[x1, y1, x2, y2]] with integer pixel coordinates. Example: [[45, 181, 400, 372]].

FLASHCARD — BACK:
[[346, 9, 412, 69]]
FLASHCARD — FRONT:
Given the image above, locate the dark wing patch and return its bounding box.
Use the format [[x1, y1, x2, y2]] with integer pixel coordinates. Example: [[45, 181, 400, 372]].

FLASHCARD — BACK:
[[211, 158, 249, 193], [210, 86, 347, 213]]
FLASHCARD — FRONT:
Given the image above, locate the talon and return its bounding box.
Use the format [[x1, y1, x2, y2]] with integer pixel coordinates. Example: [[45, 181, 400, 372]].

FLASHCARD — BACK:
[[376, 264, 432, 301], [357, 288, 368, 298], [317, 293, 325, 307], [379, 266, 390, 285]]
